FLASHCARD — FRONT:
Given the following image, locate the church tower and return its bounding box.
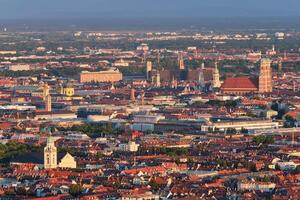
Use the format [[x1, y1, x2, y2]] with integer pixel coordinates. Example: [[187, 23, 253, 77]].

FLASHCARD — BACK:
[[259, 58, 273, 93], [130, 87, 136, 102], [198, 69, 205, 88], [212, 61, 221, 88], [43, 83, 50, 101], [178, 52, 185, 70], [278, 57, 283, 72], [45, 94, 52, 112], [146, 61, 152, 80], [152, 71, 161, 87], [63, 82, 75, 97], [44, 136, 57, 169]]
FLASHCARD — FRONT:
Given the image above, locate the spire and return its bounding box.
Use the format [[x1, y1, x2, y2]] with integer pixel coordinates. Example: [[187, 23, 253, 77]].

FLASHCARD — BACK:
[[178, 52, 185, 70], [212, 60, 221, 88], [201, 62, 205, 70], [130, 87, 136, 102], [45, 94, 52, 112], [43, 83, 50, 101]]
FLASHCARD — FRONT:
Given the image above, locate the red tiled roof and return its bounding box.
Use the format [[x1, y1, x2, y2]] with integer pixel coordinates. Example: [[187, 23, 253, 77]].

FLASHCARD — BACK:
[[285, 111, 299, 118], [221, 77, 258, 91], [122, 166, 166, 175], [0, 122, 13, 129]]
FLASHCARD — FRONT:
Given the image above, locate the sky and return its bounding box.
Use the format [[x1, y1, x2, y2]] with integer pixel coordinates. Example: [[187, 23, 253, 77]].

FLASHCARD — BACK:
[[0, 0, 300, 20]]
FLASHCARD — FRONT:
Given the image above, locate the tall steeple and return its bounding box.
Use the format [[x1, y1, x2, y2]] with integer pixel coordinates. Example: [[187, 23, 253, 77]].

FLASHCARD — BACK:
[[45, 94, 52, 112], [278, 57, 283, 72], [130, 87, 136, 102], [178, 52, 185, 70], [259, 58, 272, 93], [152, 71, 161, 87], [198, 69, 205, 88], [43, 83, 50, 101], [146, 61, 152, 80], [212, 61, 221, 88], [44, 135, 57, 169]]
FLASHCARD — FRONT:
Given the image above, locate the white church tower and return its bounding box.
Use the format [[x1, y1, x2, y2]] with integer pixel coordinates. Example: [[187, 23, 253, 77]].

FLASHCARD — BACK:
[[44, 136, 57, 169], [212, 61, 221, 88]]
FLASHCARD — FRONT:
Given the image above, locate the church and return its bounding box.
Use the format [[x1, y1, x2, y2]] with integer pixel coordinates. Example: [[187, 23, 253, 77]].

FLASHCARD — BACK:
[[44, 136, 77, 169], [220, 58, 273, 94], [11, 136, 77, 169]]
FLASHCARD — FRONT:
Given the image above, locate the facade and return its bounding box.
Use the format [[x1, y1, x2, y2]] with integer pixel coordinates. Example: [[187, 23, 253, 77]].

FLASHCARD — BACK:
[[238, 181, 276, 192], [212, 61, 221, 88], [259, 58, 273, 93], [201, 119, 279, 132], [44, 136, 57, 169], [62, 83, 75, 97], [58, 153, 77, 169], [221, 59, 273, 94], [44, 137, 77, 169], [80, 69, 123, 83], [119, 141, 140, 152], [43, 84, 50, 100], [8, 64, 30, 71], [146, 61, 152, 80], [45, 94, 52, 112], [34, 111, 77, 120]]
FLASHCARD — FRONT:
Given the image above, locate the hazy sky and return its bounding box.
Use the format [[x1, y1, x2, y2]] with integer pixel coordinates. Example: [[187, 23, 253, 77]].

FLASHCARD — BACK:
[[1, 0, 300, 19]]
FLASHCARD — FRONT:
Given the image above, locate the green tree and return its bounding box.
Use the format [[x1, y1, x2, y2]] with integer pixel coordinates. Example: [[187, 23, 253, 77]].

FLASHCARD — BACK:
[[69, 184, 83, 197]]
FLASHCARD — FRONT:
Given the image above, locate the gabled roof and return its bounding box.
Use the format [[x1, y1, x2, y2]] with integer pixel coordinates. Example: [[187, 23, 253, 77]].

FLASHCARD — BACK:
[[221, 77, 258, 91]]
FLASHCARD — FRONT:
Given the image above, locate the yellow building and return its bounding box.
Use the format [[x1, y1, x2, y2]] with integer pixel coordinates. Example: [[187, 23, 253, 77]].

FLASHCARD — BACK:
[[44, 136, 57, 169], [80, 69, 123, 83], [63, 82, 75, 97], [57, 82, 74, 97], [44, 136, 77, 169], [59, 152, 77, 169], [43, 83, 50, 100]]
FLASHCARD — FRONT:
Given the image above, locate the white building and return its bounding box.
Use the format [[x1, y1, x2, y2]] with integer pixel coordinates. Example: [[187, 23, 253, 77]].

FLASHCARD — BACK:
[[8, 64, 30, 71], [238, 181, 276, 192], [119, 141, 139, 152]]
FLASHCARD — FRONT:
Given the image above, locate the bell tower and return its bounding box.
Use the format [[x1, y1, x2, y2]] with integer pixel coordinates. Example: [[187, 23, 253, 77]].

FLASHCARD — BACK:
[[44, 136, 57, 169], [259, 58, 272, 93], [212, 61, 221, 88]]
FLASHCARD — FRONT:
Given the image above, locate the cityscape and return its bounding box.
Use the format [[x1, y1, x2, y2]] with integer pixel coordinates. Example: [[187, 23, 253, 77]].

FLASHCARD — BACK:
[[0, 1, 300, 200]]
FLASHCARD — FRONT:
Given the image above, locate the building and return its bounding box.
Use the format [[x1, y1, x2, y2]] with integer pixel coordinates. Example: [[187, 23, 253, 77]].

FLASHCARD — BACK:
[[119, 141, 140, 152], [178, 52, 185, 70], [151, 70, 161, 87], [130, 88, 136, 102], [80, 69, 123, 83], [259, 58, 273, 93], [44, 136, 57, 169], [43, 84, 50, 100], [58, 153, 77, 169], [221, 77, 258, 95], [45, 94, 52, 112], [34, 111, 77, 120], [61, 82, 75, 97], [238, 181, 276, 192], [8, 64, 30, 71], [221, 59, 273, 94], [212, 61, 221, 88], [44, 136, 77, 169], [201, 119, 279, 132], [146, 61, 152, 80]]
